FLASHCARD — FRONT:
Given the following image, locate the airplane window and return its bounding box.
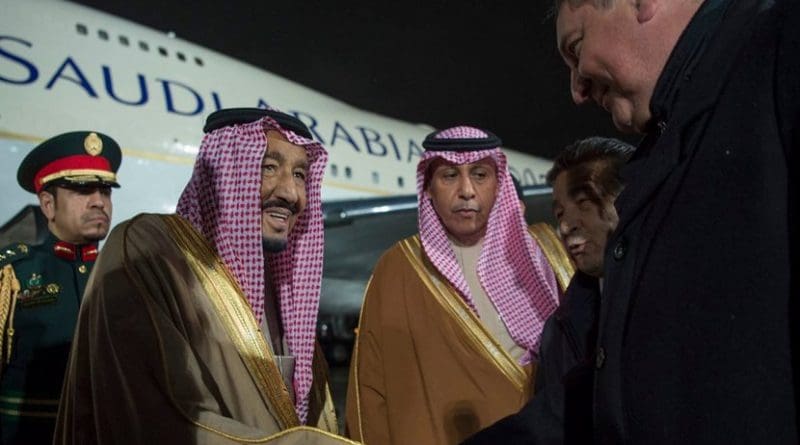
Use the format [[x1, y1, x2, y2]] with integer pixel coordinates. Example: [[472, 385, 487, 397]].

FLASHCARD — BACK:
[[195, 57, 204, 67], [76, 24, 88, 35], [139, 41, 149, 51], [177, 52, 186, 62], [119, 36, 129, 46], [372, 172, 380, 184], [344, 167, 352, 179], [397, 176, 405, 188], [98, 30, 109, 41], [330, 164, 338, 177], [158, 46, 168, 57]]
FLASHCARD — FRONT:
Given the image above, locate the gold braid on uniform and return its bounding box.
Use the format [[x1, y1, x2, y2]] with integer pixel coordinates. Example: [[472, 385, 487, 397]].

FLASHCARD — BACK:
[[0, 265, 21, 373]]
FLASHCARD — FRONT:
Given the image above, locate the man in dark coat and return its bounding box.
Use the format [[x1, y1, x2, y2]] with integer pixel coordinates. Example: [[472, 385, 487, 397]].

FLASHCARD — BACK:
[[0, 131, 122, 444], [555, 0, 798, 443], [463, 137, 634, 445]]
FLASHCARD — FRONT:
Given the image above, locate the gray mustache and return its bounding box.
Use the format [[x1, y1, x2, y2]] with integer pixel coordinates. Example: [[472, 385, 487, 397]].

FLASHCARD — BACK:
[[261, 199, 299, 215]]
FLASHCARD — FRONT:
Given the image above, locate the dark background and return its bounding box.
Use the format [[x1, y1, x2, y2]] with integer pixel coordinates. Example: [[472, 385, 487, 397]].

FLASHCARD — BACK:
[[70, 0, 632, 159]]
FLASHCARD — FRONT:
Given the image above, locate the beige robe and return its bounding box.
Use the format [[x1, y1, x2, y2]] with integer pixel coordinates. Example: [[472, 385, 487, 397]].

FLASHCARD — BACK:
[[54, 214, 356, 445], [346, 232, 573, 445]]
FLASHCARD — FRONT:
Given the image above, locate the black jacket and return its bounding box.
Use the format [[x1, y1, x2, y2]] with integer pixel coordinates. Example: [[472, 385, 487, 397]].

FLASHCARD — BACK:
[[595, 0, 799, 443], [461, 272, 600, 445]]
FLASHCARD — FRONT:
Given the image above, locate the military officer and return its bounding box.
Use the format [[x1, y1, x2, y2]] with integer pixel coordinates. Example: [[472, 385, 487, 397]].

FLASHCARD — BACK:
[[0, 131, 121, 444]]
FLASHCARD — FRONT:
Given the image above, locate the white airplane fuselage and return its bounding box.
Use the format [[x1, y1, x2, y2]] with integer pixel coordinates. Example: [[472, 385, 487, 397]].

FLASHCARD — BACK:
[[0, 0, 553, 226]]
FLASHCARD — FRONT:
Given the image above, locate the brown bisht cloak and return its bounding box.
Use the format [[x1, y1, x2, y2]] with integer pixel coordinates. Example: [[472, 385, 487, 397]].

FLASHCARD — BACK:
[[54, 214, 356, 444], [346, 229, 573, 445]]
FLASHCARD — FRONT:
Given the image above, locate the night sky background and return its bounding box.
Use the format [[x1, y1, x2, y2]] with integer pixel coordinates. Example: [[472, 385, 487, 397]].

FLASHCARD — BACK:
[[71, 0, 633, 159]]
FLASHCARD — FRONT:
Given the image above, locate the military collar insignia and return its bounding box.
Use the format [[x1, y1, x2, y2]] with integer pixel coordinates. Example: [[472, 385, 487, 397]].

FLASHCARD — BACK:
[[53, 242, 75, 260], [53, 241, 99, 261], [82, 246, 98, 261]]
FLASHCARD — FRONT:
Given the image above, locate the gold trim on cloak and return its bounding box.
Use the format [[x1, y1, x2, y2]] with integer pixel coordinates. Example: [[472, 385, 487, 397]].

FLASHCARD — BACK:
[[161, 215, 301, 431], [258, 426, 360, 444], [399, 235, 528, 392], [528, 223, 575, 293], [121, 215, 350, 443], [350, 275, 374, 442]]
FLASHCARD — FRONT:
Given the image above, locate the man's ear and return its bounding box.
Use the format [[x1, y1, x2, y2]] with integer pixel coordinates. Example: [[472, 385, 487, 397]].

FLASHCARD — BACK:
[[636, 0, 657, 23], [38, 190, 56, 221]]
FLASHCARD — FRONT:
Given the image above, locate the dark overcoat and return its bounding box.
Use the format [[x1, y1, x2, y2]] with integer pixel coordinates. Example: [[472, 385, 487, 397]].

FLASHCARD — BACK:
[[596, 0, 799, 443]]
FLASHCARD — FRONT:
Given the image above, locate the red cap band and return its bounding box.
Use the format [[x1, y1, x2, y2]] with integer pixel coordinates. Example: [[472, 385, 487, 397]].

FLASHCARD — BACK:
[[33, 155, 112, 193]]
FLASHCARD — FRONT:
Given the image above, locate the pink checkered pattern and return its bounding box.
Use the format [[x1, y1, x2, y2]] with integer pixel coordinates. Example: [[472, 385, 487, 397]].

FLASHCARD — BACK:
[[417, 126, 559, 364], [176, 113, 327, 423]]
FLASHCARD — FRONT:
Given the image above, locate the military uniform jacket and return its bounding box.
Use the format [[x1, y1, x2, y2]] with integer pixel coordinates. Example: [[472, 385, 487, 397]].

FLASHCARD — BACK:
[[0, 232, 97, 444], [595, 0, 799, 443]]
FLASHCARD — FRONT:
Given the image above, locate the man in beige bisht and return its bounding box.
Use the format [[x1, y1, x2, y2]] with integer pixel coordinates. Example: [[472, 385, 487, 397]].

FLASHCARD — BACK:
[[54, 108, 357, 444], [346, 126, 573, 444]]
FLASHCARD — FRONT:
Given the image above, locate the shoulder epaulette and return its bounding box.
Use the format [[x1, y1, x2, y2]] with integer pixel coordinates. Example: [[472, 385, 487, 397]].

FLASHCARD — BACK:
[[0, 243, 31, 267]]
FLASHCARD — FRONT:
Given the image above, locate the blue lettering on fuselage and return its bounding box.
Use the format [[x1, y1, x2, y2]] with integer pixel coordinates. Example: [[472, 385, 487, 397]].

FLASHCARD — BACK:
[[2, 34, 531, 173], [0, 36, 38, 84], [103, 66, 148, 106], [358, 126, 387, 157], [407, 140, 423, 163], [387, 133, 402, 161], [156, 78, 204, 116], [290, 110, 324, 142], [45, 57, 98, 98], [211, 91, 223, 111], [330, 121, 360, 152]]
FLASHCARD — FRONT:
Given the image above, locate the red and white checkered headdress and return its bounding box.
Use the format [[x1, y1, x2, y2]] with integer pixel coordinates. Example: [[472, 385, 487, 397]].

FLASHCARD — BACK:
[[418, 126, 559, 363], [176, 109, 327, 423]]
